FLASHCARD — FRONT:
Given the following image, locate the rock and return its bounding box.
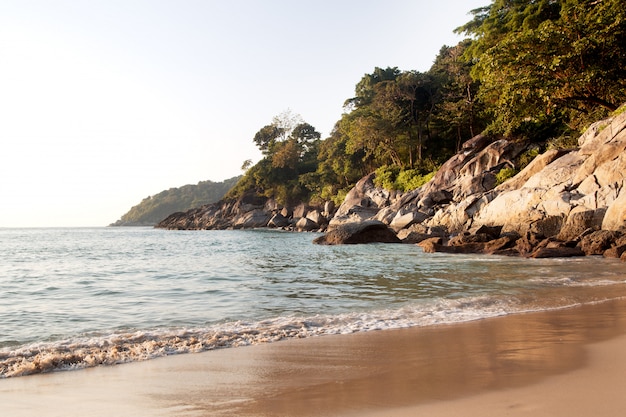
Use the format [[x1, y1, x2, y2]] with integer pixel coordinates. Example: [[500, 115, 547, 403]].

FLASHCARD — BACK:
[[473, 224, 503, 239], [602, 191, 626, 231], [335, 173, 390, 218], [482, 234, 519, 253], [420, 190, 453, 208], [529, 215, 565, 239], [374, 207, 398, 224], [448, 232, 491, 246], [323, 201, 335, 216], [462, 133, 491, 151], [268, 213, 290, 228], [530, 246, 585, 258], [496, 149, 569, 192], [234, 209, 272, 228], [419, 138, 525, 202], [280, 207, 292, 218], [396, 229, 434, 244], [296, 217, 319, 232], [604, 244, 626, 259], [306, 210, 327, 226], [416, 237, 443, 253], [264, 199, 280, 212], [578, 230, 622, 255], [329, 205, 381, 227], [422, 233, 518, 255], [233, 192, 268, 214], [558, 208, 606, 241], [293, 203, 308, 219], [390, 210, 429, 232], [313, 220, 401, 245]]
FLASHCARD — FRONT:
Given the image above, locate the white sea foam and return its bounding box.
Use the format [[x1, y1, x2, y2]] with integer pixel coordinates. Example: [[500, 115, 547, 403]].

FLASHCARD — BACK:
[[4, 228, 626, 379], [0, 293, 603, 378]]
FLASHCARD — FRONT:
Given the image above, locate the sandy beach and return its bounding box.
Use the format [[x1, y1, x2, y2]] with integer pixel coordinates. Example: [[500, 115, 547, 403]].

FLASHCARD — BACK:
[[2, 298, 626, 417]]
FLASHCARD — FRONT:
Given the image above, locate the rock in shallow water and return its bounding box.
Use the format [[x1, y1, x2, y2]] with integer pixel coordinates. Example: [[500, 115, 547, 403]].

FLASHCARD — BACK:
[[313, 220, 401, 245]]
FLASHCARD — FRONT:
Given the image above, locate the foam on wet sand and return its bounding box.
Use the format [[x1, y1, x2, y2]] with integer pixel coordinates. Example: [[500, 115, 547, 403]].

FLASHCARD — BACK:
[[3, 298, 626, 417]]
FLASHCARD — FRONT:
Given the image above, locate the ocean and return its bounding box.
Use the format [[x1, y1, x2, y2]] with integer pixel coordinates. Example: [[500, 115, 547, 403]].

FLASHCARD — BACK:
[[2, 226, 626, 378]]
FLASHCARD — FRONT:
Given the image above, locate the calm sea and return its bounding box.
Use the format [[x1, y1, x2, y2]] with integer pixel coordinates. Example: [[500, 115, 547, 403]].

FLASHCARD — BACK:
[[2, 227, 626, 378]]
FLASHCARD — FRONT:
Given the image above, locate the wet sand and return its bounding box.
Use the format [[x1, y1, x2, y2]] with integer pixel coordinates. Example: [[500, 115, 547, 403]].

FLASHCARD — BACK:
[[2, 298, 626, 417]]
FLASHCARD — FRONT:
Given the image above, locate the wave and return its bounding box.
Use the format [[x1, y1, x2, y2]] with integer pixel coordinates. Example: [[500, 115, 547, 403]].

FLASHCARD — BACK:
[[1, 293, 617, 379]]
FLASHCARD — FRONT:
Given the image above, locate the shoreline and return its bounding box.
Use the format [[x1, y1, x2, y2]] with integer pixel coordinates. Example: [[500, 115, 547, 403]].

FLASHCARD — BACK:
[[3, 298, 626, 416]]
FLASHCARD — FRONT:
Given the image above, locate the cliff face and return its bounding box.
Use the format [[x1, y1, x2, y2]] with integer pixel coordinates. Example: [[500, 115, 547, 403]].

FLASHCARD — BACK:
[[158, 106, 626, 256]]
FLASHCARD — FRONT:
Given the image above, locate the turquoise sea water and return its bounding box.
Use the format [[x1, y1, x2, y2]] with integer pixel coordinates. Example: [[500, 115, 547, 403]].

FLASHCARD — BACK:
[[2, 227, 626, 378]]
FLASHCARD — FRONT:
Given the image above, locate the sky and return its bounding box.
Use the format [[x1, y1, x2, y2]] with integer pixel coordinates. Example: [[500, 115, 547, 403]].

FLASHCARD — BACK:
[[0, 0, 487, 227]]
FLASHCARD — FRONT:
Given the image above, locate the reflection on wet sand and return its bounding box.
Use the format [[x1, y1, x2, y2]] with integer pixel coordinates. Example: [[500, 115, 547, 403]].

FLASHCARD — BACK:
[[2, 299, 626, 417], [231, 300, 626, 417]]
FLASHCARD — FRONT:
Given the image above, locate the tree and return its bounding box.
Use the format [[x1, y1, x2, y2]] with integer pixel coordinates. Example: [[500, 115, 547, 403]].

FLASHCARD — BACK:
[[253, 109, 305, 155], [240, 114, 322, 205], [271, 109, 304, 141], [340, 67, 440, 169], [345, 66, 402, 110], [317, 123, 368, 187], [241, 159, 253, 171], [458, 0, 626, 134], [430, 41, 482, 151], [253, 124, 284, 155], [395, 71, 438, 163]]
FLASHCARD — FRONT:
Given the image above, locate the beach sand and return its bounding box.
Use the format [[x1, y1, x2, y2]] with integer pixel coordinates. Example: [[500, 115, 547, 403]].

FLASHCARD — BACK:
[[2, 298, 626, 417]]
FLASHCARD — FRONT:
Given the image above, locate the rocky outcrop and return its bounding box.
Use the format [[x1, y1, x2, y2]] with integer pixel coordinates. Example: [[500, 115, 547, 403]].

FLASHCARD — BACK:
[[329, 173, 399, 227], [157, 103, 626, 256], [156, 191, 336, 231], [318, 104, 626, 256]]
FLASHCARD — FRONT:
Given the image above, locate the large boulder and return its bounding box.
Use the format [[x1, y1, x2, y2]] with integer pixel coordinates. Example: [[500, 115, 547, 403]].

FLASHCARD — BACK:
[[419, 137, 524, 201], [578, 230, 623, 255], [472, 107, 626, 237], [268, 213, 290, 228], [306, 209, 327, 226], [602, 191, 626, 231], [390, 210, 429, 232], [233, 209, 272, 228], [332, 173, 393, 225], [296, 217, 319, 232], [558, 207, 606, 241], [313, 220, 401, 245]]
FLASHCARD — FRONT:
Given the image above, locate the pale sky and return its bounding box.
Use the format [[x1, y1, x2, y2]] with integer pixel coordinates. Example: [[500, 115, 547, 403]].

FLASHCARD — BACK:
[[0, 0, 487, 227]]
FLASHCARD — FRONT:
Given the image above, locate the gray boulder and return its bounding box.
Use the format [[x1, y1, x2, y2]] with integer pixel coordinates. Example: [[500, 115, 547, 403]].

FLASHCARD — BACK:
[[296, 217, 319, 232], [313, 220, 401, 245], [233, 209, 272, 228], [268, 213, 290, 228]]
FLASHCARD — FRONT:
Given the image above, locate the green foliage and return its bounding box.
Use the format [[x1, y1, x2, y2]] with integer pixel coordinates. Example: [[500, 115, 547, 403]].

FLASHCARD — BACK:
[[613, 104, 626, 117], [341, 67, 449, 169], [398, 170, 436, 191], [229, 114, 322, 205], [229, 1, 626, 209], [373, 165, 401, 190], [495, 167, 518, 186], [517, 147, 540, 170], [459, 0, 626, 135], [373, 165, 437, 192], [546, 134, 579, 151], [112, 176, 241, 226]]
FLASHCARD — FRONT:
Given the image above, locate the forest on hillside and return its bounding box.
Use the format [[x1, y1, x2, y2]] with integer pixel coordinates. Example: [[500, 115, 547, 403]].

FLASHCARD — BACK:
[[111, 176, 241, 226], [228, 0, 626, 207]]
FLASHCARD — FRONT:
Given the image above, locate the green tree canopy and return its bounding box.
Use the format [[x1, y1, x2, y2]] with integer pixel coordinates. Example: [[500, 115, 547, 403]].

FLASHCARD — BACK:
[[233, 113, 322, 205], [458, 0, 626, 134]]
